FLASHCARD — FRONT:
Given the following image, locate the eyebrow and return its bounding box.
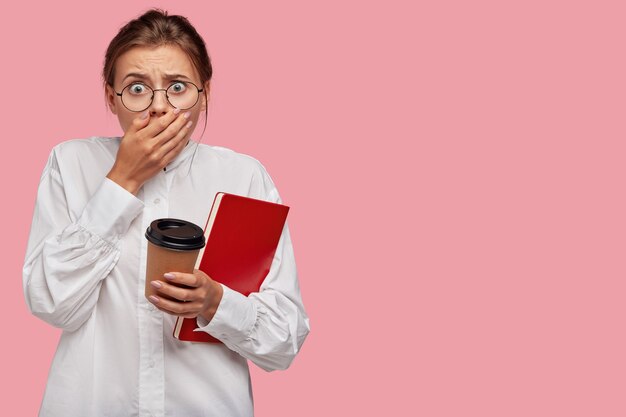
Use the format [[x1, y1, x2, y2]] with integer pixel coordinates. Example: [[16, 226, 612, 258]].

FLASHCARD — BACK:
[[121, 72, 193, 84]]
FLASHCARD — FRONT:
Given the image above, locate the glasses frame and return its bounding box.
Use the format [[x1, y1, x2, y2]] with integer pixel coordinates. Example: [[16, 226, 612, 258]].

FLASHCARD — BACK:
[[113, 80, 204, 112]]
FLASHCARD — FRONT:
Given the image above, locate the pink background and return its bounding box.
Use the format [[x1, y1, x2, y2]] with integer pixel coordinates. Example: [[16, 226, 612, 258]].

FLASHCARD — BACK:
[[2, 0, 625, 415]]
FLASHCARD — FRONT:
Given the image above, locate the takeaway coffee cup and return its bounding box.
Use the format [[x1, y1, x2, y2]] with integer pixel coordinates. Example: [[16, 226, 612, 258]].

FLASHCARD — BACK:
[[144, 218, 206, 301]]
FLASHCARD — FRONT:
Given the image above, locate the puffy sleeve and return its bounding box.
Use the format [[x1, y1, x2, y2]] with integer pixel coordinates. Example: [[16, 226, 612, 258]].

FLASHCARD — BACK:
[[194, 164, 311, 372], [22, 148, 144, 332]]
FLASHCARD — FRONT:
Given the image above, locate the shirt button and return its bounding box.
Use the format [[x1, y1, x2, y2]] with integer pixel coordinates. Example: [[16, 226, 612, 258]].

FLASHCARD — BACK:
[[153, 198, 161, 204], [149, 360, 155, 368]]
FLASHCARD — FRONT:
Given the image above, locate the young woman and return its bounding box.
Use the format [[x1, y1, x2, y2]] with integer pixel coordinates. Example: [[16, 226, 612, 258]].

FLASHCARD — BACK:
[[22, 8, 309, 417]]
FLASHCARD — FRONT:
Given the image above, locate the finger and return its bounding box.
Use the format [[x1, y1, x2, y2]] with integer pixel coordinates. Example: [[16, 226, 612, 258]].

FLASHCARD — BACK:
[[128, 110, 151, 134], [142, 107, 182, 138], [148, 295, 200, 318], [150, 280, 195, 302], [164, 271, 203, 288], [161, 120, 193, 163], [152, 109, 190, 145], [153, 303, 198, 319]]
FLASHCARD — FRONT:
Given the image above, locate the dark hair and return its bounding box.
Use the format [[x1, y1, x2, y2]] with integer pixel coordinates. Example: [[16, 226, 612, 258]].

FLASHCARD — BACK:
[[102, 7, 212, 139]]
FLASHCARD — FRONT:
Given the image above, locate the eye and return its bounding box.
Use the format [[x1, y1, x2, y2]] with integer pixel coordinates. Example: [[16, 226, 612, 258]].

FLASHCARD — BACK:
[[169, 81, 187, 94], [127, 83, 149, 95]]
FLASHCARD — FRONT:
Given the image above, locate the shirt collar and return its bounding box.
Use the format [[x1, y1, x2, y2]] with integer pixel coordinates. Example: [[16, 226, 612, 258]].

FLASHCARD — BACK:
[[116, 137, 198, 172], [164, 139, 198, 171]]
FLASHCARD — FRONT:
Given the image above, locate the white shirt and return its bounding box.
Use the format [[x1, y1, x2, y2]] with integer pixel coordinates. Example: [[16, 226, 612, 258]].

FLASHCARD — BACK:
[[22, 136, 310, 417]]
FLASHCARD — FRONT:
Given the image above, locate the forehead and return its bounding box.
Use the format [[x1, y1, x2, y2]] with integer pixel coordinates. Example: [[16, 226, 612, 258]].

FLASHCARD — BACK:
[[115, 45, 199, 85]]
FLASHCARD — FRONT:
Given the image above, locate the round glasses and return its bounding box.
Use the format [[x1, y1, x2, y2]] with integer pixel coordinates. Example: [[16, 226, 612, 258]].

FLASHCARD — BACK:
[[114, 81, 204, 112]]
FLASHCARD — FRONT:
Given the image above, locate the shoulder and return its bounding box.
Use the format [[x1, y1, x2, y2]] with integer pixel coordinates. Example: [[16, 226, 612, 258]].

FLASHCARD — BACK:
[[198, 144, 269, 172], [195, 143, 274, 182], [50, 136, 119, 163], [44, 136, 119, 184], [195, 144, 281, 202]]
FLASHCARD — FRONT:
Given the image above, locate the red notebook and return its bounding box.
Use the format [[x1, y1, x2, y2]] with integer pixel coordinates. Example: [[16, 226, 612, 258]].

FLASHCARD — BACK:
[[173, 192, 289, 343]]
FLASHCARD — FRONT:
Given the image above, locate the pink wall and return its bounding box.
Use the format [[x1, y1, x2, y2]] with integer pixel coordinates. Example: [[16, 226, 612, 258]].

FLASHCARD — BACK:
[[3, 0, 626, 415]]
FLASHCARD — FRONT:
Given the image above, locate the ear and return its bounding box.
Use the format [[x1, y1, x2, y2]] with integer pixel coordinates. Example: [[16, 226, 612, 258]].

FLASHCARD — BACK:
[[105, 83, 118, 115], [200, 81, 211, 112]]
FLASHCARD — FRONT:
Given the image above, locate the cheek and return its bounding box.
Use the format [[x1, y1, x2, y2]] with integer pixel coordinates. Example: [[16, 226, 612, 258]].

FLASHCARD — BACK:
[[120, 114, 135, 133], [194, 107, 205, 123]]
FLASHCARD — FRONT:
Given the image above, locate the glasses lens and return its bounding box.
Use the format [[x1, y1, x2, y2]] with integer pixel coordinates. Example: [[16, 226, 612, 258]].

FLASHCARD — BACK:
[[121, 82, 200, 111], [121, 83, 153, 112], [167, 82, 199, 110]]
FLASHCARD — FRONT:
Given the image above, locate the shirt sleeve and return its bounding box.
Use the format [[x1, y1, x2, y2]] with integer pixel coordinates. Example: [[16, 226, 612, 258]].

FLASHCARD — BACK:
[[22, 149, 144, 332], [194, 169, 311, 372]]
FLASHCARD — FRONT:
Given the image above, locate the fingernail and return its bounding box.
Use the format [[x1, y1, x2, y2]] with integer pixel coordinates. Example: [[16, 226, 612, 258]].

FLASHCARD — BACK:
[[140, 110, 149, 119], [186, 121, 193, 128], [164, 273, 175, 280], [184, 111, 191, 119], [149, 295, 159, 303], [150, 281, 162, 288], [173, 107, 181, 114]]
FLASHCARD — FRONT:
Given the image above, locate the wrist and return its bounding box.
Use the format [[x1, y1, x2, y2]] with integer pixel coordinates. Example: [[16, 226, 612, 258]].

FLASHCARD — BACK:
[[106, 171, 140, 195], [200, 282, 224, 322]]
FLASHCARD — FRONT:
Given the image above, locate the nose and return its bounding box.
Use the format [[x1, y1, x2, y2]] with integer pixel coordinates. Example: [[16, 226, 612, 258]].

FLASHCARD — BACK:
[[148, 89, 172, 116]]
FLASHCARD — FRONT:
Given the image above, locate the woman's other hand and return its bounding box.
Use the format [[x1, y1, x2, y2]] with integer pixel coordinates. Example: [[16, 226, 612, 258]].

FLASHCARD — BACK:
[[147, 269, 224, 322], [106, 107, 193, 195]]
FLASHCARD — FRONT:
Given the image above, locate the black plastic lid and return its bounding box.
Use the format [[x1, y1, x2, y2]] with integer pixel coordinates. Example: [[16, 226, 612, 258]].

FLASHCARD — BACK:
[[145, 218, 206, 251]]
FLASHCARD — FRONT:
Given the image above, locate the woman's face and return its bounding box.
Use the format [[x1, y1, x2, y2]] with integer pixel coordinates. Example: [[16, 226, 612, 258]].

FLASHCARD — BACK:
[[105, 44, 210, 141]]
